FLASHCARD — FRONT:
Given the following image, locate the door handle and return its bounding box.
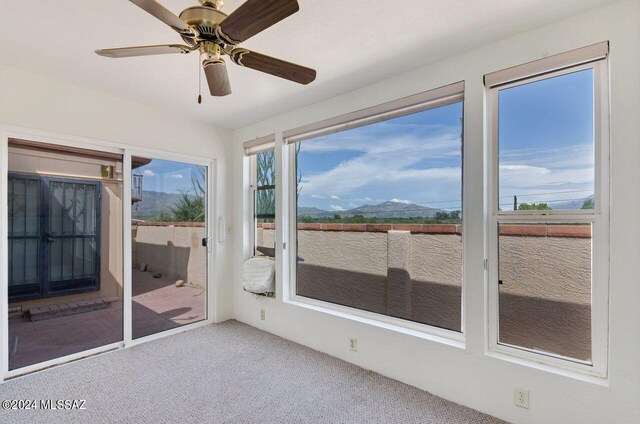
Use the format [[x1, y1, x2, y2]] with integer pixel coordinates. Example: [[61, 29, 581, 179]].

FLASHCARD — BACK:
[[218, 217, 225, 243], [43, 232, 55, 242]]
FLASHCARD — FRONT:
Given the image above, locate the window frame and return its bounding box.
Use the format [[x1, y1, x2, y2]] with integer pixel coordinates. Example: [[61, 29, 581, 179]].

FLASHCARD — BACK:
[[486, 57, 610, 377], [249, 154, 258, 257], [247, 136, 276, 259], [284, 82, 466, 341], [249, 154, 276, 258]]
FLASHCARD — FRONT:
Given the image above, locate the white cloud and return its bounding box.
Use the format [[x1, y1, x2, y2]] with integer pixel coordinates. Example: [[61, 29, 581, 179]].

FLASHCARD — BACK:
[[142, 169, 156, 177], [497, 144, 595, 209], [297, 116, 594, 212], [300, 156, 461, 199], [300, 122, 459, 156], [330, 205, 345, 211], [169, 174, 184, 179], [500, 144, 594, 170], [297, 122, 463, 207], [499, 164, 550, 175], [391, 198, 412, 204]]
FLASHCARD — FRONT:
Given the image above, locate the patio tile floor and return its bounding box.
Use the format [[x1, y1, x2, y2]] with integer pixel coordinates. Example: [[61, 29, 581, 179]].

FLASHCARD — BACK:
[[8, 269, 206, 371]]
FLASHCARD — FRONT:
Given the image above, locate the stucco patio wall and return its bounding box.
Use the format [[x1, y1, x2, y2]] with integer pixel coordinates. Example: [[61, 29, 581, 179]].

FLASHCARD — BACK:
[[258, 223, 592, 361], [132, 222, 206, 287]]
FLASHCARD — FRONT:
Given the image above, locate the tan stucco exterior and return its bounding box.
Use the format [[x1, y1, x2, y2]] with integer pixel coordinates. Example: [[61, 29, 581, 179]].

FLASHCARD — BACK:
[[132, 223, 206, 287], [260, 226, 591, 361]]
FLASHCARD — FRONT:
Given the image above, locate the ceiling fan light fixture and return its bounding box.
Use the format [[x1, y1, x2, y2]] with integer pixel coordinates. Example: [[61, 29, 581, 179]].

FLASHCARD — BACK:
[[200, 41, 222, 61], [97, 0, 316, 98]]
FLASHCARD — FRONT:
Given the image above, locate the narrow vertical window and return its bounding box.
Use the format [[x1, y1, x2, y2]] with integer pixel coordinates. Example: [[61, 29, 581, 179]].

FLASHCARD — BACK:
[[245, 135, 276, 258], [254, 151, 276, 257], [486, 43, 609, 373]]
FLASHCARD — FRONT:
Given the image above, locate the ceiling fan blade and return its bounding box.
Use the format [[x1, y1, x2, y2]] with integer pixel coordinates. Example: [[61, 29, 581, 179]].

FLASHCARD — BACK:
[[130, 0, 191, 33], [230, 49, 316, 85], [204, 60, 232, 96], [217, 0, 299, 44], [96, 44, 192, 58]]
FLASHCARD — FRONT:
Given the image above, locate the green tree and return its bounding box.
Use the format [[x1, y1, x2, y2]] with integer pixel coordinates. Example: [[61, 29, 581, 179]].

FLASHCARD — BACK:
[[166, 165, 206, 222], [170, 192, 205, 222], [518, 202, 551, 211], [434, 211, 449, 220], [581, 198, 594, 209], [149, 211, 174, 222], [351, 214, 365, 223]]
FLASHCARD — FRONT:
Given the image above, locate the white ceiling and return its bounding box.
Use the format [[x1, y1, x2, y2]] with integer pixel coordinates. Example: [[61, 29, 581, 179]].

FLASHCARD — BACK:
[[0, 0, 614, 129]]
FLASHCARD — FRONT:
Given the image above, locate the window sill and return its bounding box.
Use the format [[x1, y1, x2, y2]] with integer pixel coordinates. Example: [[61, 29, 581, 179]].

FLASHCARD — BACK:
[[486, 347, 608, 385], [285, 294, 465, 349]]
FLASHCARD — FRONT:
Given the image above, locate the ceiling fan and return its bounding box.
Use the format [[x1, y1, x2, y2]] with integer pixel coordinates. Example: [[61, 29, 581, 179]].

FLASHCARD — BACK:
[[96, 0, 316, 97]]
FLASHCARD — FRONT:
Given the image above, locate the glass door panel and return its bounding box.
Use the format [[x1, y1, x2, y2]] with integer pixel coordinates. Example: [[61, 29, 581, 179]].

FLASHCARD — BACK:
[[131, 157, 207, 339], [7, 139, 124, 371]]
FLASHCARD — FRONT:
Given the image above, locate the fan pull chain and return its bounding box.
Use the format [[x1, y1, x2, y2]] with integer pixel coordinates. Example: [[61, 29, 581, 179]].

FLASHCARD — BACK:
[[198, 59, 202, 104]]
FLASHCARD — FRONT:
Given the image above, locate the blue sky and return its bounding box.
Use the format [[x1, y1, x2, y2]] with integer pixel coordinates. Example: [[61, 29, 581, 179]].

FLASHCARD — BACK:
[[498, 68, 594, 210], [135, 159, 204, 194], [297, 102, 463, 212], [297, 68, 594, 212]]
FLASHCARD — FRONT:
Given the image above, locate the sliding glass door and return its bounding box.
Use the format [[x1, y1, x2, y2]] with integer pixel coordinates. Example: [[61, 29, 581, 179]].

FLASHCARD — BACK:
[[130, 157, 208, 339], [4, 138, 212, 376], [6, 139, 124, 371]]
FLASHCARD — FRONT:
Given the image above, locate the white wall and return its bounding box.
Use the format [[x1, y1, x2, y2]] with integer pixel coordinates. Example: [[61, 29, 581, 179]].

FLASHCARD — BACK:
[[232, 1, 640, 423], [0, 63, 235, 323]]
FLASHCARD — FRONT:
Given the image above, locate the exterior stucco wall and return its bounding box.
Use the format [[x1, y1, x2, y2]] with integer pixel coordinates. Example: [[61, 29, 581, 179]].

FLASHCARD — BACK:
[[498, 233, 591, 304], [260, 226, 591, 359], [410, 233, 463, 288], [498, 233, 591, 360], [298, 230, 388, 275], [256, 223, 276, 250], [132, 223, 206, 287]]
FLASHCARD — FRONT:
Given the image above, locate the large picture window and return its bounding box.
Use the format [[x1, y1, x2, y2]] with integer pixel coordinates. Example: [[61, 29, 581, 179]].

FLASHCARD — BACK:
[[486, 43, 609, 374], [287, 84, 464, 333]]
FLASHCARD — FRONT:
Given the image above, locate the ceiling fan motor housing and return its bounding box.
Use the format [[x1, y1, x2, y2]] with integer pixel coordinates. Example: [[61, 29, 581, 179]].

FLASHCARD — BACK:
[[179, 5, 228, 44]]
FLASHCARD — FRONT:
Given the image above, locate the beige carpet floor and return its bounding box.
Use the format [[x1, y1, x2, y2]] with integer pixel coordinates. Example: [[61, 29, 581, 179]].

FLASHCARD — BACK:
[[0, 320, 506, 423]]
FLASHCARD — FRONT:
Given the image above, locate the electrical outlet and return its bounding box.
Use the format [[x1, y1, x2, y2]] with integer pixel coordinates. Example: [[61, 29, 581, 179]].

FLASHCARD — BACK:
[[349, 337, 358, 352], [260, 309, 265, 321], [514, 388, 529, 409]]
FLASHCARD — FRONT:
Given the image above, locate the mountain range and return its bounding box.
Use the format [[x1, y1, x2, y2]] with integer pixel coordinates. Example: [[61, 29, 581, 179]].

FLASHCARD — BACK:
[[298, 201, 448, 219], [549, 194, 593, 210], [133, 192, 593, 220], [132, 190, 186, 218]]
